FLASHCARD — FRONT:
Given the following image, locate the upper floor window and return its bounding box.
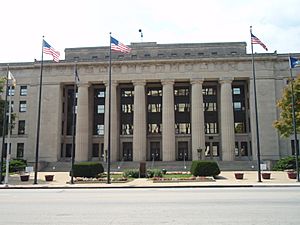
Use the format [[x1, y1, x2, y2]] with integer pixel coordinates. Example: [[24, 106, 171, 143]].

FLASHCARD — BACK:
[[97, 91, 105, 98], [147, 89, 162, 96], [175, 103, 190, 112], [203, 87, 216, 96], [97, 105, 105, 114], [174, 88, 189, 96], [19, 101, 27, 112], [20, 86, 28, 96], [8, 86, 15, 96], [175, 123, 191, 134], [233, 87, 241, 95], [18, 120, 25, 134], [121, 90, 134, 97], [148, 103, 161, 113], [122, 104, 133, 113], [203, 102, 217, 111]]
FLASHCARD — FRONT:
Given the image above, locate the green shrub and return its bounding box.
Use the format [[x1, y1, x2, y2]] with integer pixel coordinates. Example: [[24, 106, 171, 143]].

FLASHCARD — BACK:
[[190, 160, 220, 177], [72, 162, 104, 178], [123, 169, 140, 178], [273, 156, 300, 171], [147, 169, 163, 178], [1, 159, 27, 173]]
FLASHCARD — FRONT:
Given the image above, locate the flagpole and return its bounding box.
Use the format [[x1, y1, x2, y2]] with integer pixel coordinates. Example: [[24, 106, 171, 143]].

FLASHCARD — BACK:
[[288, 56, 300, 182], [4, 75, 13, 186], [70, 62, 78, 184], [107, 32, 112, 184], [34, 36, 45, 184], [0, 65, 10, 184], [250, 26, 262, 182]]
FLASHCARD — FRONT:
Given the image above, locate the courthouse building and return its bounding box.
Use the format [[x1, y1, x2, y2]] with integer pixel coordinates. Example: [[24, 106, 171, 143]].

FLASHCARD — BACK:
[[0, 41, 298, 167]]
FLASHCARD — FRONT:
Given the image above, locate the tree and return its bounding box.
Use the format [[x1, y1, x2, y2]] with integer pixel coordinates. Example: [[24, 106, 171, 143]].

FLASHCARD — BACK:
[[273, 74, 300, 137]]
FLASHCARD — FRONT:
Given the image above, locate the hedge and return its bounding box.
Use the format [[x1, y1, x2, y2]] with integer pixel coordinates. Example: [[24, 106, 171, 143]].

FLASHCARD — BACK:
[[190, 160, 220, 177], [273, 156, 300, 171], [72, 162, 104, 178], [1, 159, 27, 173]]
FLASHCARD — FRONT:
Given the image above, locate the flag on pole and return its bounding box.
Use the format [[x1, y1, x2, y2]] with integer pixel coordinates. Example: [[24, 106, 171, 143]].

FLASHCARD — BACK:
[[290, 57, 300, 68], [8, 71, 16, 87], [251, 33, 268, 51], [110, 36, 131, 54], [43, 40, 60, 62]]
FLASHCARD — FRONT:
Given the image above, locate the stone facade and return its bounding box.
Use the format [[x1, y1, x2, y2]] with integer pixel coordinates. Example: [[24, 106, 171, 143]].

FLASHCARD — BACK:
[[0, 42, 299, 164]]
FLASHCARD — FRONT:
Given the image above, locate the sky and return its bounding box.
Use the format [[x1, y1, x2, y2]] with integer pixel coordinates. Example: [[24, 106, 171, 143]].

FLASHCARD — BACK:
[[0, 0, 299, 63]]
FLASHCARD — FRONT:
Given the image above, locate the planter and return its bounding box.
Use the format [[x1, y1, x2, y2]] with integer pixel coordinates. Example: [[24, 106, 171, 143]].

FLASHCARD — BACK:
[[261, 172, 271, 179], [234, 173, 244, 180], [20, 174, 30, 182], [45, 175, 54, 181], [287, 172, 297, 179]]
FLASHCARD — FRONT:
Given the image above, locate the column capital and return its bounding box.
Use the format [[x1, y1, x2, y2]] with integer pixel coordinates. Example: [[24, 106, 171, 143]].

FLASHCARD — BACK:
[[161, 79, 175, 86], [190, 78, 204, 85], [132, 79, 146, 86], [219, 77, 233, 84]]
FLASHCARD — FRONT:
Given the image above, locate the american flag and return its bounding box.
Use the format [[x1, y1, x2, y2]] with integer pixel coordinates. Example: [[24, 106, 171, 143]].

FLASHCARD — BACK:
[[43, 40, 60, 62], [110, 36, 131, 54], [251, 33, 268, 51]]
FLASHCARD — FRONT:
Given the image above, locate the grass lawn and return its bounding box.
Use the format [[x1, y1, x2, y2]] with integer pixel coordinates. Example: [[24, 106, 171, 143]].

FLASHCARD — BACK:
[[163, 174, 192, 179]]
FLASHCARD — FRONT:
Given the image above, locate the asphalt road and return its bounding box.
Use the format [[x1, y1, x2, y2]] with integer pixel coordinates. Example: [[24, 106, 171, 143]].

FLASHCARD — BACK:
[[0, 187, 299, 225]]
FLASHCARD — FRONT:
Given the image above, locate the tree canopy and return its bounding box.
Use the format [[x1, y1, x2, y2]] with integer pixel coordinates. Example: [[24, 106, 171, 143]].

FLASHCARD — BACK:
[[273, 74, 300, 137]]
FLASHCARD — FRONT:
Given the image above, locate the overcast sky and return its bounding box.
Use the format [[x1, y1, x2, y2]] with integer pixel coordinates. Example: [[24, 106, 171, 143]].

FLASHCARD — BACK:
[[0, 0, 299, 63]]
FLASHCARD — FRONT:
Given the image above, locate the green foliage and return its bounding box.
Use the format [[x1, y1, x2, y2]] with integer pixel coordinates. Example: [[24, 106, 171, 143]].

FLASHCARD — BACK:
[[147, 169, 163, 178], [273, 75, 300, 137], [72, 162, 104, 178], [123, 169, 140, 178], [1, 159, 27, 173], [273, 156, 300, 171], [190, 160, 220, 177]]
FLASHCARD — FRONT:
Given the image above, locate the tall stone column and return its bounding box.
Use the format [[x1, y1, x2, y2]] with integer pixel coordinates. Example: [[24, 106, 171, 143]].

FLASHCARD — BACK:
[[191, 78, 205, 160], [133, 80, 146, 161], [104, 81, 118, 162], [220, 77, 235, 161], [162, 79, 175, 161], [75, 83, 90, 162]]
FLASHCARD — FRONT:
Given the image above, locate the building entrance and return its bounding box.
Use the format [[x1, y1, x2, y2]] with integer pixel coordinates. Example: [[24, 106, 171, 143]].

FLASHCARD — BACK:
[[122, 142, 133, 161], [177, 141, 188, 161], [150, 142, 161, 161]]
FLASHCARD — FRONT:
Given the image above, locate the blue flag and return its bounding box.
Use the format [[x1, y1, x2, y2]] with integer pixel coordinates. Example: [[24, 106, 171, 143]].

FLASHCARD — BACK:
[[290, 57, 300, 68]]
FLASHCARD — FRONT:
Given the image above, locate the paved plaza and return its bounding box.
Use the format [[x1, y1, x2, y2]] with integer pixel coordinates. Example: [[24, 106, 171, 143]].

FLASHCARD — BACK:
[[1, 171, 300, 189]]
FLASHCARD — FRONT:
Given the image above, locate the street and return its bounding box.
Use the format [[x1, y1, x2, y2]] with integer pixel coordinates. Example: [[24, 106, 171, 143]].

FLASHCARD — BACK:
[[0, 187, 299, 225]]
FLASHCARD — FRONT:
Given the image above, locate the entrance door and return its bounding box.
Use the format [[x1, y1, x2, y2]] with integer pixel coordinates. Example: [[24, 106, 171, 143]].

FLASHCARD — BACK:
[[122, 142, 133, 161], [177, 141, 188, 161], [150, 142, 161, 161]]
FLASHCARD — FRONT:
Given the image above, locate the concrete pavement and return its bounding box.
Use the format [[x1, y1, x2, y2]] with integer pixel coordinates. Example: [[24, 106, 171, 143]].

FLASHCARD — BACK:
[[1, 171, 300, 189]]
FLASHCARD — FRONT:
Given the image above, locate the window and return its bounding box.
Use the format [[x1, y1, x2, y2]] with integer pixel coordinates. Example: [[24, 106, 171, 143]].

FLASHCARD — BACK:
[[203, 87, 216, 95], [205, 123, 218, 134], [17, 143, 24, 158], [148, 123, 161, 134], [121, 90, 134, 97], [234, 122, 245, 133], [97, 91, 105, 98], [18, 120, 25, 134], [19, 101, 27, 112], [121, 124, 133, 135], [97, 105, 105, 114], [148, 104, 161, 113], [175, 103, 190, 112], [175, 123, 191, 134], [203, 102, 217, 111], [233, 87, 241, 95], [147, 89, 162, 96], [122, 104, 133, 113], [20, 86, 28, 96], [8, 86, 15, 96], [233, 102, 242, 111], [96, 124, 104, 135], [174, 88, 189, 96]]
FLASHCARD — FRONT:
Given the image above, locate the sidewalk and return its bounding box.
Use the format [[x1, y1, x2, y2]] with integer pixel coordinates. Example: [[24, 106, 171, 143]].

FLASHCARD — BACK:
[[1, 171, 300, 189]]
